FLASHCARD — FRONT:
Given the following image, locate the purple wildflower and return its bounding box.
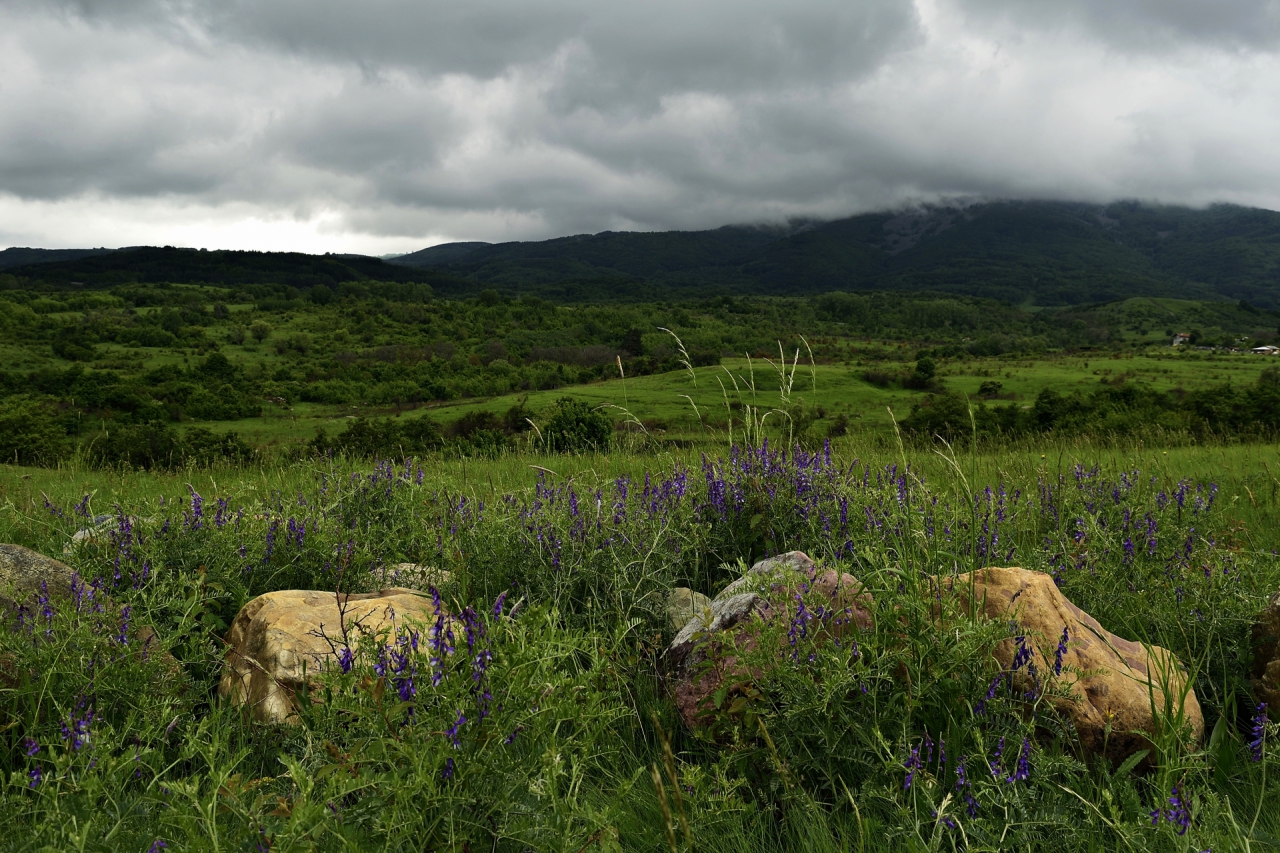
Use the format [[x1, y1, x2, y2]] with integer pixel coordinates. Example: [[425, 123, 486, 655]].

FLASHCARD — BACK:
[[1250, 703, 1267, 762], [338, 647, 354, 674], [1006, 738, 1031, 783], [1054, 627, 1069, 676], [1151, 785, 1191, 835], [903, 745, 921, 790], [955, 755, 978, 816], [446, 710, 466, 748], [988, 737, 1005, 777], [24, 738, 39, 757]]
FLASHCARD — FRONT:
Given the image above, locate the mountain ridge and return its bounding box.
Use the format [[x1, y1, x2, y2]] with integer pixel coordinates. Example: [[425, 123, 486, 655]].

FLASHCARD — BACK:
[[6, 200, 1280, 306]]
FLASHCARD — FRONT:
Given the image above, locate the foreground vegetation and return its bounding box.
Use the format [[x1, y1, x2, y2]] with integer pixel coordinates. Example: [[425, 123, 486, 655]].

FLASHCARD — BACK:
[[1, 437, 1278, 851]]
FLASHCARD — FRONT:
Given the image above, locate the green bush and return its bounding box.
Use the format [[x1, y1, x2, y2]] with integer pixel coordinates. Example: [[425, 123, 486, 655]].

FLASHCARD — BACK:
[[310, 415, 443, 459], [541, 397, 612, 453], [0, 397, 71, 464]]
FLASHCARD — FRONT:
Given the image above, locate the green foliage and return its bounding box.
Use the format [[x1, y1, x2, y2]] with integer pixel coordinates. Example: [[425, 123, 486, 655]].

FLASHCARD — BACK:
[[541, 396, 612, 453], [3, 440, 1278, 850], [89, 422, 255, 469], [902, 368, 1280, 443], [309, 415, 444, 459], [0, 398, 71, 465]]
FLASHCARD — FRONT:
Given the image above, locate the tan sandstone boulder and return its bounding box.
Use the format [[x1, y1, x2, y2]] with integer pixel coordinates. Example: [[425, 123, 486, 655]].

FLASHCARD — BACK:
[[667, 551, 874, 729], [1251, 591, 1280, 718], [946, 567, 1204, 763], [219, 587, 441, 724]]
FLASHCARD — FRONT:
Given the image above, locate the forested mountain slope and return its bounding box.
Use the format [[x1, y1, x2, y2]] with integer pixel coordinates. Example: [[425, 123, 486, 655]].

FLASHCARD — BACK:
[[390, 201, 1280, 306], [7, 201, 1280, 306]]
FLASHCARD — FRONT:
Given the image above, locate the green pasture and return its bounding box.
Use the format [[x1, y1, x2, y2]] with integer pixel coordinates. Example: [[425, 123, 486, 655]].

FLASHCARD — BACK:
[[176, 348, 1280, 448]]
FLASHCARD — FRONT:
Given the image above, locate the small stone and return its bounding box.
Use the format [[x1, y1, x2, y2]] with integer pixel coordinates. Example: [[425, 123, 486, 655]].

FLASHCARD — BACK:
[[63, 515, 115, 555], [666, 587, 712, 633], [387, 563, 452, 591]]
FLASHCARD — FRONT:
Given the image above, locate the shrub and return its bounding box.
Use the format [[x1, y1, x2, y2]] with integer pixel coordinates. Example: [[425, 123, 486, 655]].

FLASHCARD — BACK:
[[541, 397, 612, 453], [310, 415, 443, 459], [249, 320, 271, 342], [91, 422, 183, 469], [0, 397, 71, 465]]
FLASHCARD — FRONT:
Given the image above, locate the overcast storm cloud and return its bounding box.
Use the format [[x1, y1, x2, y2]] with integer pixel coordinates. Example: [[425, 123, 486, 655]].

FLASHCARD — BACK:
[[2, 0, 1279, 253]]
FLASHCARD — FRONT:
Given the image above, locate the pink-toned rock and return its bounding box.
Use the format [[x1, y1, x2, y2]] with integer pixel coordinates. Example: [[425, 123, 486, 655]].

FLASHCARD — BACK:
[[1251, 591, 1280, 718], [219, 588, 439, 723], [947, 567, 1203, 763], [667, 551, 873, 729]]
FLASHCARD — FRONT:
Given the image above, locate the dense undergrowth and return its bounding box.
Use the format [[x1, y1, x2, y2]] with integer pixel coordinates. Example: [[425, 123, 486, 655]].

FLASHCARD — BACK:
[[1, 440, 1278, 851]]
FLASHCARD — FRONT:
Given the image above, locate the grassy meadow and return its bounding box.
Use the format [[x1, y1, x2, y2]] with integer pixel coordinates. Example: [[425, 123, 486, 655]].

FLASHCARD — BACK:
[[2, 433, 1279, 851], [176, 348, 1280, 450], [5, 280, 1280, 850]]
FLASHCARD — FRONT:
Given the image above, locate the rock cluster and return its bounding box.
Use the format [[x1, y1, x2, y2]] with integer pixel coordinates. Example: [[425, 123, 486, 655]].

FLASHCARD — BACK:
[[664, 555, 1205, 764], [665, 551, 874, 729]]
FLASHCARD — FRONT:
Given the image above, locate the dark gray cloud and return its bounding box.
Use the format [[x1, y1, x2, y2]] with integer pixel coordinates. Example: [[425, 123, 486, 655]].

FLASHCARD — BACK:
[[953, 0, 1280, 51], [0, 0, 1278, 252]]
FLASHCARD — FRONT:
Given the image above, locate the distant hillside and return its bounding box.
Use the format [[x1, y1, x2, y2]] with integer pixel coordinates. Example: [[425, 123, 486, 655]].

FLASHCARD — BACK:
[[1, 245, 468, 292], [0, 247, 114, 269], [390, 201, 1280, 307], [8, 201, 1280, 306], [393, 242, 492, 266]]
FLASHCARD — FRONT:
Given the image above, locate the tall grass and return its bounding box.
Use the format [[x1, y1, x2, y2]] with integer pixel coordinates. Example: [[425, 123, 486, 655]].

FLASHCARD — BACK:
[[0, 434, 1278, 850]]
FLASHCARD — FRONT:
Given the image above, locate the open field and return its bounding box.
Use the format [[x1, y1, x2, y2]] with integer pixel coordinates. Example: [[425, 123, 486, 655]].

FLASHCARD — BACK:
[[184, 349, 1280, 448], [2, 438, 1280, 850]]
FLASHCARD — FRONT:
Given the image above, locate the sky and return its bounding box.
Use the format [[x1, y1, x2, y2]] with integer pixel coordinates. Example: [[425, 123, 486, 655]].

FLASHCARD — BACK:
[[2, 0, 1279, 254]]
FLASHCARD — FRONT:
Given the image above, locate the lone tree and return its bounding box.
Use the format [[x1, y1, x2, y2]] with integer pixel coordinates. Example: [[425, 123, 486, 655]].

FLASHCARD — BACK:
[[249, 321, 272, 342]]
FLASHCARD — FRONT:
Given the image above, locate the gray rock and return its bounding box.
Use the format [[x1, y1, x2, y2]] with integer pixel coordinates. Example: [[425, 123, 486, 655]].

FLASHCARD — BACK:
[[63, 515, 143, 555], [386, 562, 452, 591], [715, 550, 817, 601], [665, 550, 874, 730], [666, 587, 713, 633], [0, 543, 77, 613], [668, 592, 764, 674]]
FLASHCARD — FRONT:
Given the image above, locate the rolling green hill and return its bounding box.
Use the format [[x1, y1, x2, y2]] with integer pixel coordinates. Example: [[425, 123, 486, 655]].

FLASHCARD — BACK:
[[0, 245, 468, 293]]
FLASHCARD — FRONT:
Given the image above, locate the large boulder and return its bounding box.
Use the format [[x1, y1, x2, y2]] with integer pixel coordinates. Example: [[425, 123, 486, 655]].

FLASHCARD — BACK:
[[219, 588, 441, 724], [946, 567, 1203, 763], [667, 551, 874, 729], [0, 544, 77, 617], [1251, 591, 1280, 717], [666, 587, 712, 633]]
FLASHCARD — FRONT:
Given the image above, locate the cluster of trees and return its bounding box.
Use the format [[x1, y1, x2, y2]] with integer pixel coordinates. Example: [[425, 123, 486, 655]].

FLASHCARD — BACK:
[[309, 398, 611, 460], [0, 397, 253, 468], [901, 368, 1280, 442]]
